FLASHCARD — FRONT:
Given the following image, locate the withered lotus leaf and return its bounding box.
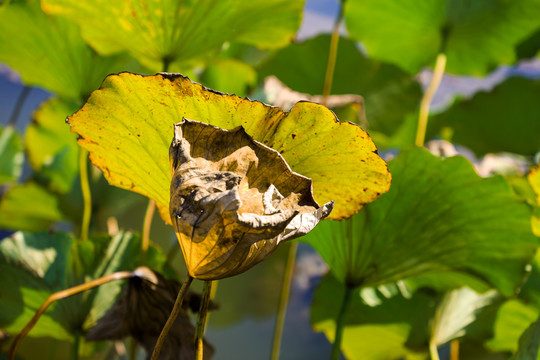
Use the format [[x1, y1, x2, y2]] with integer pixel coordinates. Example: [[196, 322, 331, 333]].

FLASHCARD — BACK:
[[170, 119, 334, 280], [86, 267, 214, 359]]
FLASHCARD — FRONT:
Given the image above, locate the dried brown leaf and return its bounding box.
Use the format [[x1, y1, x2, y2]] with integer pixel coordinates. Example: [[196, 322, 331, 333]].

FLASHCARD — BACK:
[[86, 267, 214, 360], [169, 119, 333, 280]]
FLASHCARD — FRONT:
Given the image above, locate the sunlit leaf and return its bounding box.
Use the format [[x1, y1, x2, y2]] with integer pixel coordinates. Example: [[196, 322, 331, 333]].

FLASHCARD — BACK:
[[68, 72, 391, 222], [430, 287, 497, 347], [0, 125, 24, 184], [258, 34, 422, 136], [345, 0, 540, 75], [0, 231, 74, 340], [311, 272, 430, 360], [0, 0, 138, 100], [429, 77, 540, 156], [0, 182, 63, 231], [486, 299, 540, 357], [0, 231, 165, 341], [304, 147, 537, 295], [25, 98, 80, 193], [42, 0, 304, 71], [200, 59, 257, 98]]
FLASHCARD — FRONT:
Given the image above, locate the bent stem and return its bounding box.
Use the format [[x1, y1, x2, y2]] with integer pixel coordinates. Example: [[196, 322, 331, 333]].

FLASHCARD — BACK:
[[322, 1, 344, 105], [8, 86, 31, 127], [429, 340, 440, 360], [330, 285, 353, 360], [79, 148, 92, 242], [151, 274, 194, 360], [194, 280, 215, 360], [72, 330, 80, 360], [270, 241, 298, 360], [414, 53, 447, 147], [141, 199, 156, 265], [450, 339, 459, 360], [8, 270, 134, 360]]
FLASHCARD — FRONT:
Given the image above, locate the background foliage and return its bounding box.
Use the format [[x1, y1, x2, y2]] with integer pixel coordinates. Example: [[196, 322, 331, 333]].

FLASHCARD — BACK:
[[0, 0, 539, 359]]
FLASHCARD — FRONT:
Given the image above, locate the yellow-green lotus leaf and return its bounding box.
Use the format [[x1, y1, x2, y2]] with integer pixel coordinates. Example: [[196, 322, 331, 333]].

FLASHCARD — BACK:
[[67, 72, 391, 222]]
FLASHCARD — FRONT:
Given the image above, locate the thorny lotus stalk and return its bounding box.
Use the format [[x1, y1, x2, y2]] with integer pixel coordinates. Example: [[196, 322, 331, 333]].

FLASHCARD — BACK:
[[169, 118, 334, 280]]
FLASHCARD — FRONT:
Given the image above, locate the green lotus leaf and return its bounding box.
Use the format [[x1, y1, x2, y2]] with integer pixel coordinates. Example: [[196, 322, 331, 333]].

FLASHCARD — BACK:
[[512, 315, 540, 360], [0, 125, 24, 184], [0, 231, 74, 340], [25, 98, 80, 193], [42, 0, 304, 71], [486, 299, 540, 358], [405, 270, 493, 294], [430, 287, 496, 348], [67, 72, 391, 222], [258, 34, 422, 138], [516, 27, 540, 60], [429, 77, 540, 156], [0, 182, 63, 232], [311, 272, 431, 360], [200, 59, 257, 98], [0, 231, 165, 341], [304, 147, 537, 295], [0, 0, 139, 101], [517, 249, 540, 311], [345, 0, 540, 75]]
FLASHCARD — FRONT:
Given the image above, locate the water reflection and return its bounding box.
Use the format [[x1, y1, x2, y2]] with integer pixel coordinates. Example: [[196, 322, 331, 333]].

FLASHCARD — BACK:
[[206, 244, 333, 360]]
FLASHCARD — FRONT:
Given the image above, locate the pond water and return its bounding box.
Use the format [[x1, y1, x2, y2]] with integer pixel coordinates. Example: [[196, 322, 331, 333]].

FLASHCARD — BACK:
[[205, 244, 334, 360]]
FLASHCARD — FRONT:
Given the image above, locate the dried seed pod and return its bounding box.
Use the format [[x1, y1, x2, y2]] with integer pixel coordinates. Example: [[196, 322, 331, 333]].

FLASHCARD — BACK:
[[169, 118, 333, 280]]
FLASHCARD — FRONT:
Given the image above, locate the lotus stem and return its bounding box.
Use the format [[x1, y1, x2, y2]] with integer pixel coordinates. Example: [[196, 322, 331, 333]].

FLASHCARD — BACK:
[[194, 280, 215, 360], [8, 86, 31, 127], [322, 2, 344, 105], [330, 285, 353, 360], [270, 241, 298, 360], [450, 339, 459, 360], [429, 340, 440, 360], [7, 271, 133, 360], [79, 148, 92, 242], [415, 53, 447, 147], [141, 199, 156, 265], [151, 274, 194, 360], [72, 330, 80, 360]]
